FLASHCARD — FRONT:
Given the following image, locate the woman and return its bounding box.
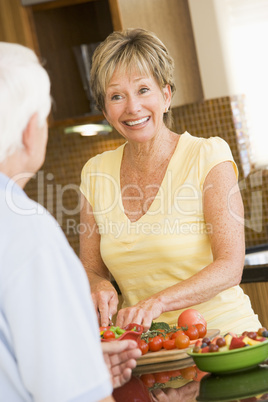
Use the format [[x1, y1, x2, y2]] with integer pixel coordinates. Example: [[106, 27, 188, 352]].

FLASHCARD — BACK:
[[80, 28, 261, 334]]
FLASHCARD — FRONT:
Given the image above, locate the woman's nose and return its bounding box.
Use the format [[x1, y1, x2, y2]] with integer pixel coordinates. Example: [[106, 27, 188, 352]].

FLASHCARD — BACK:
[[125, 95, 141, 114]]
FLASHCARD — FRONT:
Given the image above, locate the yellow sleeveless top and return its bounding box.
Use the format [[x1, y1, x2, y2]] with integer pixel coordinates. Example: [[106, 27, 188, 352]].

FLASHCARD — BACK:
[[80, 132, 260, 334]]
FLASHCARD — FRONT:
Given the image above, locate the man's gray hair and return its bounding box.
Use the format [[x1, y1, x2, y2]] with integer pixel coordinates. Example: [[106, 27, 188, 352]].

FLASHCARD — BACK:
[[0, 42, 51, 163]]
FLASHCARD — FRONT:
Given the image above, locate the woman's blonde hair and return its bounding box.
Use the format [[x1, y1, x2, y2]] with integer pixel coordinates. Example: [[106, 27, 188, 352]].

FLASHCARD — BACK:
[[90, 28, 176, 128]]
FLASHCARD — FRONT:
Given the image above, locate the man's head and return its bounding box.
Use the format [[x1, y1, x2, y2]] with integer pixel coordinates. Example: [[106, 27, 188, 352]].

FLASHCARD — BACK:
[[0, 42, 51, 169]]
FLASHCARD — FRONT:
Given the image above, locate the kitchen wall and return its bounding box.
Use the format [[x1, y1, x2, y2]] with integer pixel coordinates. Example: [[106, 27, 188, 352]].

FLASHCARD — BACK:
[[25, 94, 268, 256]]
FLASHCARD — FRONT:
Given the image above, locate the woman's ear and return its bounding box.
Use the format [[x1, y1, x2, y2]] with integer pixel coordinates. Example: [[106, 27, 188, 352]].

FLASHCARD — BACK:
[[102, 110, 112, 127], [163, 84, 172, 110]]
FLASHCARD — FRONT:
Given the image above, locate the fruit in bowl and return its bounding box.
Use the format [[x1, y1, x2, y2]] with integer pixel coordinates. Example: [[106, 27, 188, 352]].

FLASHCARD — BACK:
[[192, 327, 268, 354]]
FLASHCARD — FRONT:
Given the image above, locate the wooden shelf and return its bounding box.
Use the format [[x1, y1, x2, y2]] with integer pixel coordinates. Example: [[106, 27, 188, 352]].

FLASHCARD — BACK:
[[27, 0, 113, 126]]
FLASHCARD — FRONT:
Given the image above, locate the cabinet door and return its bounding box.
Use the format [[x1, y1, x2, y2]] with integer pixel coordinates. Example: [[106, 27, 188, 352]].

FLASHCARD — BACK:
[[0, 0, 34, 48], [240, 282, 268, 328], [109, 0, 203, 108]]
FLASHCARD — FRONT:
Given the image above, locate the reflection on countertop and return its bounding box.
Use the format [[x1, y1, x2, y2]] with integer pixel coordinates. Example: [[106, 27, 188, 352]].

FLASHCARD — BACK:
[[113, 363, 268, 402]]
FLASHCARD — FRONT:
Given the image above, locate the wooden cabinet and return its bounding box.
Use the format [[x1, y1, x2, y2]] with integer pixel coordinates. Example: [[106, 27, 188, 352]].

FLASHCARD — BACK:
[[0, 0, 203, 128], [240, 282, 268, 329]]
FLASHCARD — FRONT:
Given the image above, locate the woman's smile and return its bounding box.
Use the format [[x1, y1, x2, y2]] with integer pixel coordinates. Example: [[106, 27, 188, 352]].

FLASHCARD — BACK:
[[123, 116, 150, 127]]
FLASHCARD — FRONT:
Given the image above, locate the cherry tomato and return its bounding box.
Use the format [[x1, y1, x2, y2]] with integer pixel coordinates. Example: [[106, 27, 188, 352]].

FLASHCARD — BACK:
[[195, 323, 207, 338], [184, 325, 199, 340], [167, 369, 181, 378], [139, 340, 149, 355], [171, 329, 185, 339], [154, 371, 170, 384], [103, 330, 115, 339], [148, 336, 163, 352], [140, 373, 156, 388], [175, 333, 190, 349], [178, 309, 207, 329], [180, 366, 197, 380], [163, 338, 176, 350]]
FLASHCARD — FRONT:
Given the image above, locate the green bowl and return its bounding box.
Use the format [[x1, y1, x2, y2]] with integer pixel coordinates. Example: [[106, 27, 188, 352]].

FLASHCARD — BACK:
[[188, 340, 268, 374], [197, 365, 268, 401]]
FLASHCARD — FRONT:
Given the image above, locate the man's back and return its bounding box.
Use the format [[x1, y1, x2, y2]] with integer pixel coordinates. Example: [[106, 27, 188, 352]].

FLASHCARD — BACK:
[[0, 172, 112, 402]]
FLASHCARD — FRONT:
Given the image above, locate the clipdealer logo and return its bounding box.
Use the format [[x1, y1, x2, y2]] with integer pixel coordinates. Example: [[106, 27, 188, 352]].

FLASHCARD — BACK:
[[4, 169, 265, 234]]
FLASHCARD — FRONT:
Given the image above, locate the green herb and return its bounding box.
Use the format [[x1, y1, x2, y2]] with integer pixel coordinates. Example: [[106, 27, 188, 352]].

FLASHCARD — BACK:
[[149, 322, 171, 331]]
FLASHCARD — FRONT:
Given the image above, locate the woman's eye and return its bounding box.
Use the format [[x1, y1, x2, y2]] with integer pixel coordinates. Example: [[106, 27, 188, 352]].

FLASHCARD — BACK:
[[140, 87, 149, 94], [111, 94, 122, 101]]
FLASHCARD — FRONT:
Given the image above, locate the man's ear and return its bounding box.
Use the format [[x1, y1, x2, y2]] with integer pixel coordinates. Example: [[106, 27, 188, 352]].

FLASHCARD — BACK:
[[22, 113, 39, 154]]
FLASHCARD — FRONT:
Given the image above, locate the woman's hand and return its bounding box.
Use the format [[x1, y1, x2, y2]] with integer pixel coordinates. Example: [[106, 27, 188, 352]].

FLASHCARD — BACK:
[[91, 282, 119, 327], [115, 297, 163, 331], [101, 340, 142, 389], [80, 195, 118, 326]]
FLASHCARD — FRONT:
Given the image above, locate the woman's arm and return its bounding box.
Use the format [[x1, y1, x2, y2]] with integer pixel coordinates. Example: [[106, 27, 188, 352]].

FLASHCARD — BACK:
[[80, 194, 119, 326], [116, 161, 245, 330]]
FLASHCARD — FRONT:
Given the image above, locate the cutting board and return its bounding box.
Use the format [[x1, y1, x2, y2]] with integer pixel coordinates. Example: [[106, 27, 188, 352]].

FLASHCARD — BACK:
[[133, 357, 196, 375], [136, 328, 220, 367]]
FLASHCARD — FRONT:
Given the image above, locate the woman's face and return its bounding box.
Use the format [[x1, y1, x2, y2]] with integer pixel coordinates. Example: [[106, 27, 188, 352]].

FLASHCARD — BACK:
[[103, 68, 171, 144]]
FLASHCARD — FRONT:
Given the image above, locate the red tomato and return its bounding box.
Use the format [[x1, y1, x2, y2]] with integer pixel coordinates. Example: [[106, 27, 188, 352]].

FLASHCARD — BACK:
[[140, 373, 156, 388], [195, 323, 207, 338], [178, 309, 207, 329], [184, 325, 199, 340], [175, 333, 190, 349], [154, 371, 170, 384], [139, 340, 149, 355], [171, 329, 185, 339], [103, 330, 115, 339], [180, 366, 197, 380], [148, 336, 163, 352], [163, 338, 176, 350], [167, 369, 181, 378]]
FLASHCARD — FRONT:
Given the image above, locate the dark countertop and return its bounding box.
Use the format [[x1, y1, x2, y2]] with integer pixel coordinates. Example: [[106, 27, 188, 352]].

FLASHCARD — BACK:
[[242, 264, 268, 283], [113, 360, 268, 401]]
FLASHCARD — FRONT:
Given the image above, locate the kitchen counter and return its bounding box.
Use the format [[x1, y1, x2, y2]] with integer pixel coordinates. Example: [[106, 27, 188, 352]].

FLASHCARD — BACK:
[[113, 360, 268, 401], [242, 263, 268, 283], [242, 246, 268, 283]]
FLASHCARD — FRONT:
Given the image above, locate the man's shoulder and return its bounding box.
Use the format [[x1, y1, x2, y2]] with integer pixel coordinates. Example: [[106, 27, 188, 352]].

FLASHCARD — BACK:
[[1, 191, 69, 255]]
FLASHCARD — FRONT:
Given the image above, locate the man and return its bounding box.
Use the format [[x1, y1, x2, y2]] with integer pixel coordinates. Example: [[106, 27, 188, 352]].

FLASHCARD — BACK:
[[0, 42, 140, 402]]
